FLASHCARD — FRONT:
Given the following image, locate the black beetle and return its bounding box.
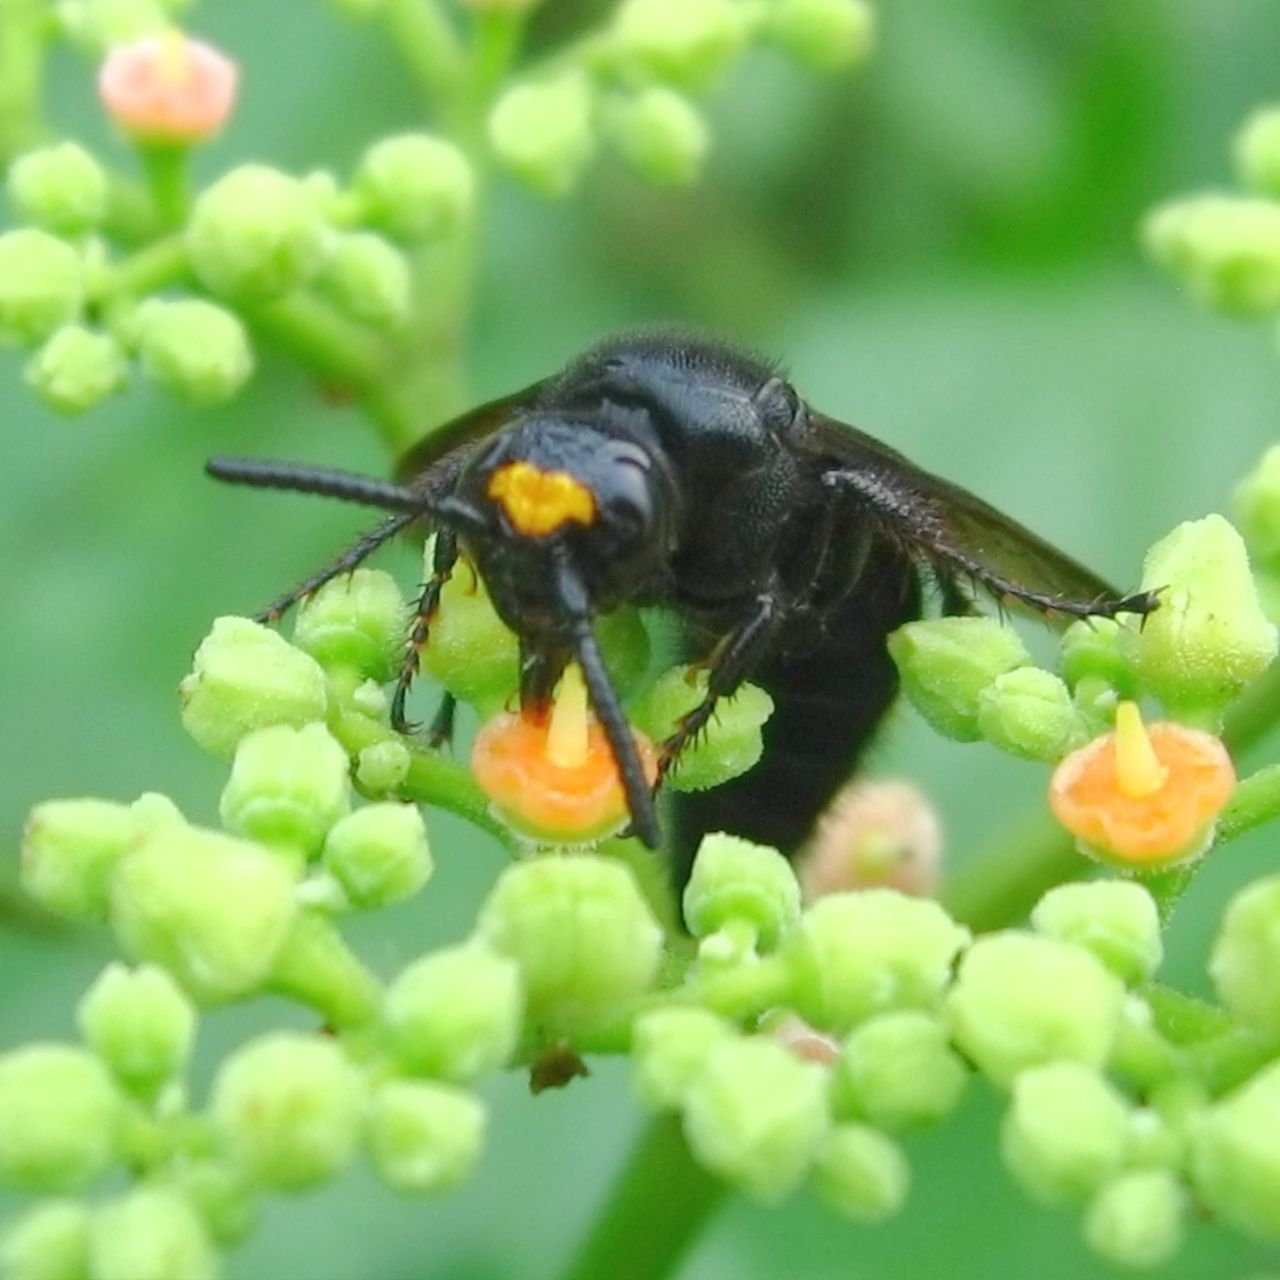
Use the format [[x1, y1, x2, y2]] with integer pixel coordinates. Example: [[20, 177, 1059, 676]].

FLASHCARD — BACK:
[[208, 331, 1155, 870]]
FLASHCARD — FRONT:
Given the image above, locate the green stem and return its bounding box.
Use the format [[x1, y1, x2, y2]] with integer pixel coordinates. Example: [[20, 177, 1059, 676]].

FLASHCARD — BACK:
[[1217, 763, 1280, 844], [0, 0, 47, 163], [137, 142, 193, 228], [94, 234, 190, 303], [327, 707, 509, 843], [940, 811, 1077, 932], [382, 0, 467, 118], [560, 1115, 727, 1280], [467, 9, 526, 109]]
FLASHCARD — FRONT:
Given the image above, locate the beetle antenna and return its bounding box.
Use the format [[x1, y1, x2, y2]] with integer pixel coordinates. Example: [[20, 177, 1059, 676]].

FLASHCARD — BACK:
[[553, 554, 662, 850], [207, 457, 428, 514]]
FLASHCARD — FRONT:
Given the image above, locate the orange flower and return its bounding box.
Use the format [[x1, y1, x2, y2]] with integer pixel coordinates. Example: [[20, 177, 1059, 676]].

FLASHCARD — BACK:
[[99, 32, 238, 143], [1049, 702, 1235, 867], [471, 665, 657, 843]]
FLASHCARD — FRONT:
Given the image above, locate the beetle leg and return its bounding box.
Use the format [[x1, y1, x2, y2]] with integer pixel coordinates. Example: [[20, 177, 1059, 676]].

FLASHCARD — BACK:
[[658, 590, 784, 783], [425, 692, 458, 750], [391, 530, 459, 734], [253, 512, 417, 623]]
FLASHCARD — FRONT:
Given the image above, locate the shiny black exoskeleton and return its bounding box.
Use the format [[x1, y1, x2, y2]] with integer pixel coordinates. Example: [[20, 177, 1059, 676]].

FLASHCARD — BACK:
[[208, 331, 1156, 870]]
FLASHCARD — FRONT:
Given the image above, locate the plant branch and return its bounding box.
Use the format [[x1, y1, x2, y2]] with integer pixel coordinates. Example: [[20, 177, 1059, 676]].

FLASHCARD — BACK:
[[559, 1115, 727, 1280]]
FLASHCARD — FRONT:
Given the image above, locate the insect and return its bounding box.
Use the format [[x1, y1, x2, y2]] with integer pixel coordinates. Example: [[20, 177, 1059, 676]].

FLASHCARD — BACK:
[[208, 331, 1156, 875]]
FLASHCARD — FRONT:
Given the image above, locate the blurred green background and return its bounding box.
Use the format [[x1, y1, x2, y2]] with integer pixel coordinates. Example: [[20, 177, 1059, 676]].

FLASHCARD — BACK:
[[5, 0, 1280, 1275]]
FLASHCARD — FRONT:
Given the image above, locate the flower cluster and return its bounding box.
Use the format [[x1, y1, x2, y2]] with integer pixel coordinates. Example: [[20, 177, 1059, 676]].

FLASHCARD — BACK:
[[1, 0, 876, 429], [889, 509, 1278, 873]]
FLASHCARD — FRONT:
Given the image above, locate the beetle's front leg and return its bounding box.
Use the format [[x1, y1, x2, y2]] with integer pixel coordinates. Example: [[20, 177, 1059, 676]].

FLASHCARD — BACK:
[[391, 531, 459, 734], [658, 589, 785, 783]]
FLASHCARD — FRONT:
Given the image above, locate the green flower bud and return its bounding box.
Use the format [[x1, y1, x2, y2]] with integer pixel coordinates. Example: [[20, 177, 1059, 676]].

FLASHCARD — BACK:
[[1031, 881, 1163, 985], [1144, 194, 1280, 318], [1234, 444, 1280, 573], [682, 1037, 829, 1202], [610, 0, 748, 88], [1001, 1062, 1131, 1204], [1119, 515, 1277, 720], [0, 1045, 121, 1192], [783, 891, 970, 1034], [366, 1080, 486, 1194], [682, 833, 800, 949], [25, 324, 127, 414], [631, 1006, 736, 1110], [764, 0, 875, 72], [321, 803, 431, 908], [355, 739, 411, 794], [423, 546, 649, 714], [608, 88, 708, 186], [354, 134, 474, 243], [180, 617, 329, 757], [421, 554, 517, 713], [186, 164, 328, 300], [1209, 872, 1280, 1036], [946, 932, 1125, 1087], [1236, 107, 1280, 198], [831, 1011, 967, 1130], [888, 617, 1031, 741], [0, 1200, 90, 1280], [292, 568, 408, 682], [316, 232, 411, 329], [489, 74, 596, 198], [383, 943, 522, 1082], [218, 723, 351, 859], [1191, 1060, 1280, 1238], [88, 1188, 217, 1280], [631, 667, 773, 792], [20, 798, 139, 922], [175, 1160, 258, 1245], [211, 1032, 362, 1190], [1060, 617, 1136, 697], [76, 963, 196, 1093], [812, 1123, 909, 1223], [977, 666, 1086, 761], [131, 297, 253, 406], [477, 855, 662, 1035], [8, 143, 108, 235], [110, 825, 298, 1003], [0, 229, 83, 347], [1083, 1170, 1186, 1270]]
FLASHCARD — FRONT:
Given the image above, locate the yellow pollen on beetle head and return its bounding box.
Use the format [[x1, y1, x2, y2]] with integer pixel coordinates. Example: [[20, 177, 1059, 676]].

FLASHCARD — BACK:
[[1114, 701, 1169, 798], [487, 461, 596, 537]]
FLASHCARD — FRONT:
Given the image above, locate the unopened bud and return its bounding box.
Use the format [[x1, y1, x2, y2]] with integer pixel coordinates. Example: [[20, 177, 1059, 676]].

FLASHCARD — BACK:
[[211, 1032, 362, 1189], [800, 779, 942, 900]]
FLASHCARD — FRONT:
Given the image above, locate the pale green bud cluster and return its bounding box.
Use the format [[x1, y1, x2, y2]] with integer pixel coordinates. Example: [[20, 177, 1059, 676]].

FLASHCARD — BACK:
[[0, 229, 85, 347], [352, 134, 475, 243], [486, 0, 879, 196], [7, 143, 108, 236], [25, 324, 128, 414], [128, 297, 254, 406], [478, 855, 663, 1036], [888, 617, 1031, 741], [1118, 514, 1276, 724], [1236, 106, 1280, 198], [1145, 194, 1280, 317], [632, 667, 773, 791]]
